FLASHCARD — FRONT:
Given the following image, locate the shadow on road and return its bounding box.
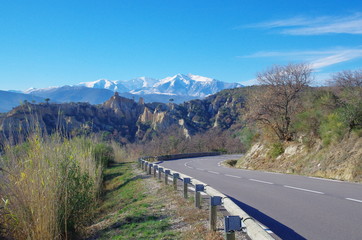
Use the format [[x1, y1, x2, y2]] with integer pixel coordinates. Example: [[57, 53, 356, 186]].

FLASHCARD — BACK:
[[227, 196, 306, 240]]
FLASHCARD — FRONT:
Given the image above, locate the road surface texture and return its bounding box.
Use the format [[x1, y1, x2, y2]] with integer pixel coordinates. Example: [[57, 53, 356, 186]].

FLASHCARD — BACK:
[[160, 154, 362, 240]]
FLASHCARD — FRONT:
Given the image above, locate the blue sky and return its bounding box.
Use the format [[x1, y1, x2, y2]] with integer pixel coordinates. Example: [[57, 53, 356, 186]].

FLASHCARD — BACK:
[[1, 0, 362, 90]]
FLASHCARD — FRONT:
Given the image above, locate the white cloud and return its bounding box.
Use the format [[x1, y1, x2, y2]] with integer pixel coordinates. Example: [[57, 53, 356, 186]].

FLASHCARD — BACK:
[[311, 49, 362, 68], [244, 13, 362, 35], [238, 47, 362, 70]]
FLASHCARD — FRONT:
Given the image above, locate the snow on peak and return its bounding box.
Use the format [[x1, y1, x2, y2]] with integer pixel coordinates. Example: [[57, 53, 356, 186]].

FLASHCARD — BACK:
[[157, 73, 191, 85], [79, 79, 116, 89], [121, 77, 159, 88], [24, 86, 59, 94], [187, 74, 214, 82], [36, 73, 243, 99]]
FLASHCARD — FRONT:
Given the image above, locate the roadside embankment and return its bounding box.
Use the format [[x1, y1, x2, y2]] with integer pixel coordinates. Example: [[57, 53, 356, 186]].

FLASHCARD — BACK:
[[236, 134, 362, 183]]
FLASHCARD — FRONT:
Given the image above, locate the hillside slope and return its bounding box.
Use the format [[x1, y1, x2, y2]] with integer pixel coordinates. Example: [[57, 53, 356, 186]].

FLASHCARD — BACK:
[[236, 135, 362, 182]]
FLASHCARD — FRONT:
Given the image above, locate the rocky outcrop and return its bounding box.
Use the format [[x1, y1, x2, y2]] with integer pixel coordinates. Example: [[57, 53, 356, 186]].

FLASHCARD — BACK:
[[0, 88, 246, 145]]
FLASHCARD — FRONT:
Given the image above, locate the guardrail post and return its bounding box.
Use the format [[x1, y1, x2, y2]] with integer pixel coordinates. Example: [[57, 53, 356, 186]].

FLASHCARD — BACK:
[[144, 162, 148, 172], [148, 163, 153, 175], [224, 216, 241, 240], [173, 173, 179, 190], [153, 165, 158, 178], [225, 232, 236, 240], [210, 196, 222, 231], [195, 184, 204, 209], [141, 160, 144, 170], [183, 178, 191, 198], [158, 167, 163, 180], [164, 170, 170, 185]]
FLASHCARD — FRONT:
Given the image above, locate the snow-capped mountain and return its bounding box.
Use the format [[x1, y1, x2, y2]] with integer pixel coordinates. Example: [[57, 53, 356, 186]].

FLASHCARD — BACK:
[[78, 77, 159, 93], [122, 77, 159, 90], [77, 74, 242, 98], [148, 73, 242, 97], [8, 74, 243, 110]]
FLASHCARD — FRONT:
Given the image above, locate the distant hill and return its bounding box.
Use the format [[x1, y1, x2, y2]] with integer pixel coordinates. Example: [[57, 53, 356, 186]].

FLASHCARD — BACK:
[[24, 86, 197, 105], [0, 90, 45, 112], [25, 86, 117, 105]]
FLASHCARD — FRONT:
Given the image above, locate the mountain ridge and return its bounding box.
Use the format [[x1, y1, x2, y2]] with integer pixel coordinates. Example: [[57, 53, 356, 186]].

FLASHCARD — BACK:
[[0, 88, 247, 145], [0, 74, 243, 112], [25, 73, 243, 98]]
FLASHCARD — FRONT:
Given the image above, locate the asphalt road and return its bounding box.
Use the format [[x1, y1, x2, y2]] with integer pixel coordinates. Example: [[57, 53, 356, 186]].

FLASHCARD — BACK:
[[159, 155, 362, 240]]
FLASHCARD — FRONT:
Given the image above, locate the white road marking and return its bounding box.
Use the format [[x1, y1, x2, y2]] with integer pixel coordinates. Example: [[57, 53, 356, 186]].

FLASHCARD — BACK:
[[249, 179, 274, 185], [308, 176, 343, 182], [184, 161, 194, 169], [208, 171, 220, 174], [196, 168, 205, 171], [225, 174, 241, 178], [184, 161, 192, 167], [284, 185, 324, 195], [345, 198, 362, 203]]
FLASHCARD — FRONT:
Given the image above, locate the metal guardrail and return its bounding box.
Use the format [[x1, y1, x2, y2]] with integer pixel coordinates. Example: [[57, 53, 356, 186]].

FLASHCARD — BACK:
[[138, 157, 275, 240]]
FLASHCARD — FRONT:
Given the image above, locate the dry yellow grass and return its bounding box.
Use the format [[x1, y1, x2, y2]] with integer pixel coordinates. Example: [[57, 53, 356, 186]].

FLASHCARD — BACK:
[[0, 134, 105, 240]]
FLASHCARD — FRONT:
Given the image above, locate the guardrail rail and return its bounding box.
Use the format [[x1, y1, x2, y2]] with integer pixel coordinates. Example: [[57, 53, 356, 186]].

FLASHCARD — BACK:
[[138, 154, 275, 240]]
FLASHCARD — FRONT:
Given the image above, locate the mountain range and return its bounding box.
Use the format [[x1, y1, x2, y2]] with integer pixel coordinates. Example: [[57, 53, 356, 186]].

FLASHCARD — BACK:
[[0, 74, 243, 112], [75, 73, 242, 97]]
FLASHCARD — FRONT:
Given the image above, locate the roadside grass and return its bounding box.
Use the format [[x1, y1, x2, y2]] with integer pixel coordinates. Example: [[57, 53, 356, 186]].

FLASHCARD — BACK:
[[83, 162, 177, 240], [84, 161, 227, 240], [0, 135, 106, 240]]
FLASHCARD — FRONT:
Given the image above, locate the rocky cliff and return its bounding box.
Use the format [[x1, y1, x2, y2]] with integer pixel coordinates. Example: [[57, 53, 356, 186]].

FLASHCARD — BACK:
[[0, 88, 246, 146]]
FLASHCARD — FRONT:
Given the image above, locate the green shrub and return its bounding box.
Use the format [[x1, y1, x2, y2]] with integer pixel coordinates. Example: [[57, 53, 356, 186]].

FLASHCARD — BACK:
[[292, 109, 323, 136], [338, 102, 362, 131], [226, 159, 238, 167], [269, 142, 284, 158], [237, 127, 258, 151], [319, 112, 347, 146], [94, 143, 114, 167]]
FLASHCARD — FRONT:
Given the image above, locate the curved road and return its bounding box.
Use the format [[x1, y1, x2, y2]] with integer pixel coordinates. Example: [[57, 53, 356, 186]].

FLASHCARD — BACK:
[[160, 155, 362, 240]]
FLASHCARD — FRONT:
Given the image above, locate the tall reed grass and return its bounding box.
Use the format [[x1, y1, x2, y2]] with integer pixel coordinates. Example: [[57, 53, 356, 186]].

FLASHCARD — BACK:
[[0, 133, 111, 239]]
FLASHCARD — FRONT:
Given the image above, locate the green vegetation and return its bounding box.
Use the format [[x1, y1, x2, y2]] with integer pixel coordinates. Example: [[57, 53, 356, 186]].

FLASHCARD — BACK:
[[243, 67, 362, 147], [236, 127, 258, 151], [0, 134, 108, 239], [85, 162, 177, 240], [225, 159, 238, 167], [238, 67, 362, 182], [268, 142, 284, 158]]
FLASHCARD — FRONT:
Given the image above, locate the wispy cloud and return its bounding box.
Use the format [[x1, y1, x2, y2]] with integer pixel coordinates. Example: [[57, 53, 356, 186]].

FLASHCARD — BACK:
[[311, 49, 362, 68], [243, 13, 362, 35], [238, 47, 362, 70]]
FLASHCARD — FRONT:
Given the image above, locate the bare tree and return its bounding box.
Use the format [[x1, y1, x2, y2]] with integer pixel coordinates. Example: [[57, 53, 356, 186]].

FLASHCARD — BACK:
[[329, 69, 362, 131], [245, 63, 313, 141], [329, 69, 362, 88]]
